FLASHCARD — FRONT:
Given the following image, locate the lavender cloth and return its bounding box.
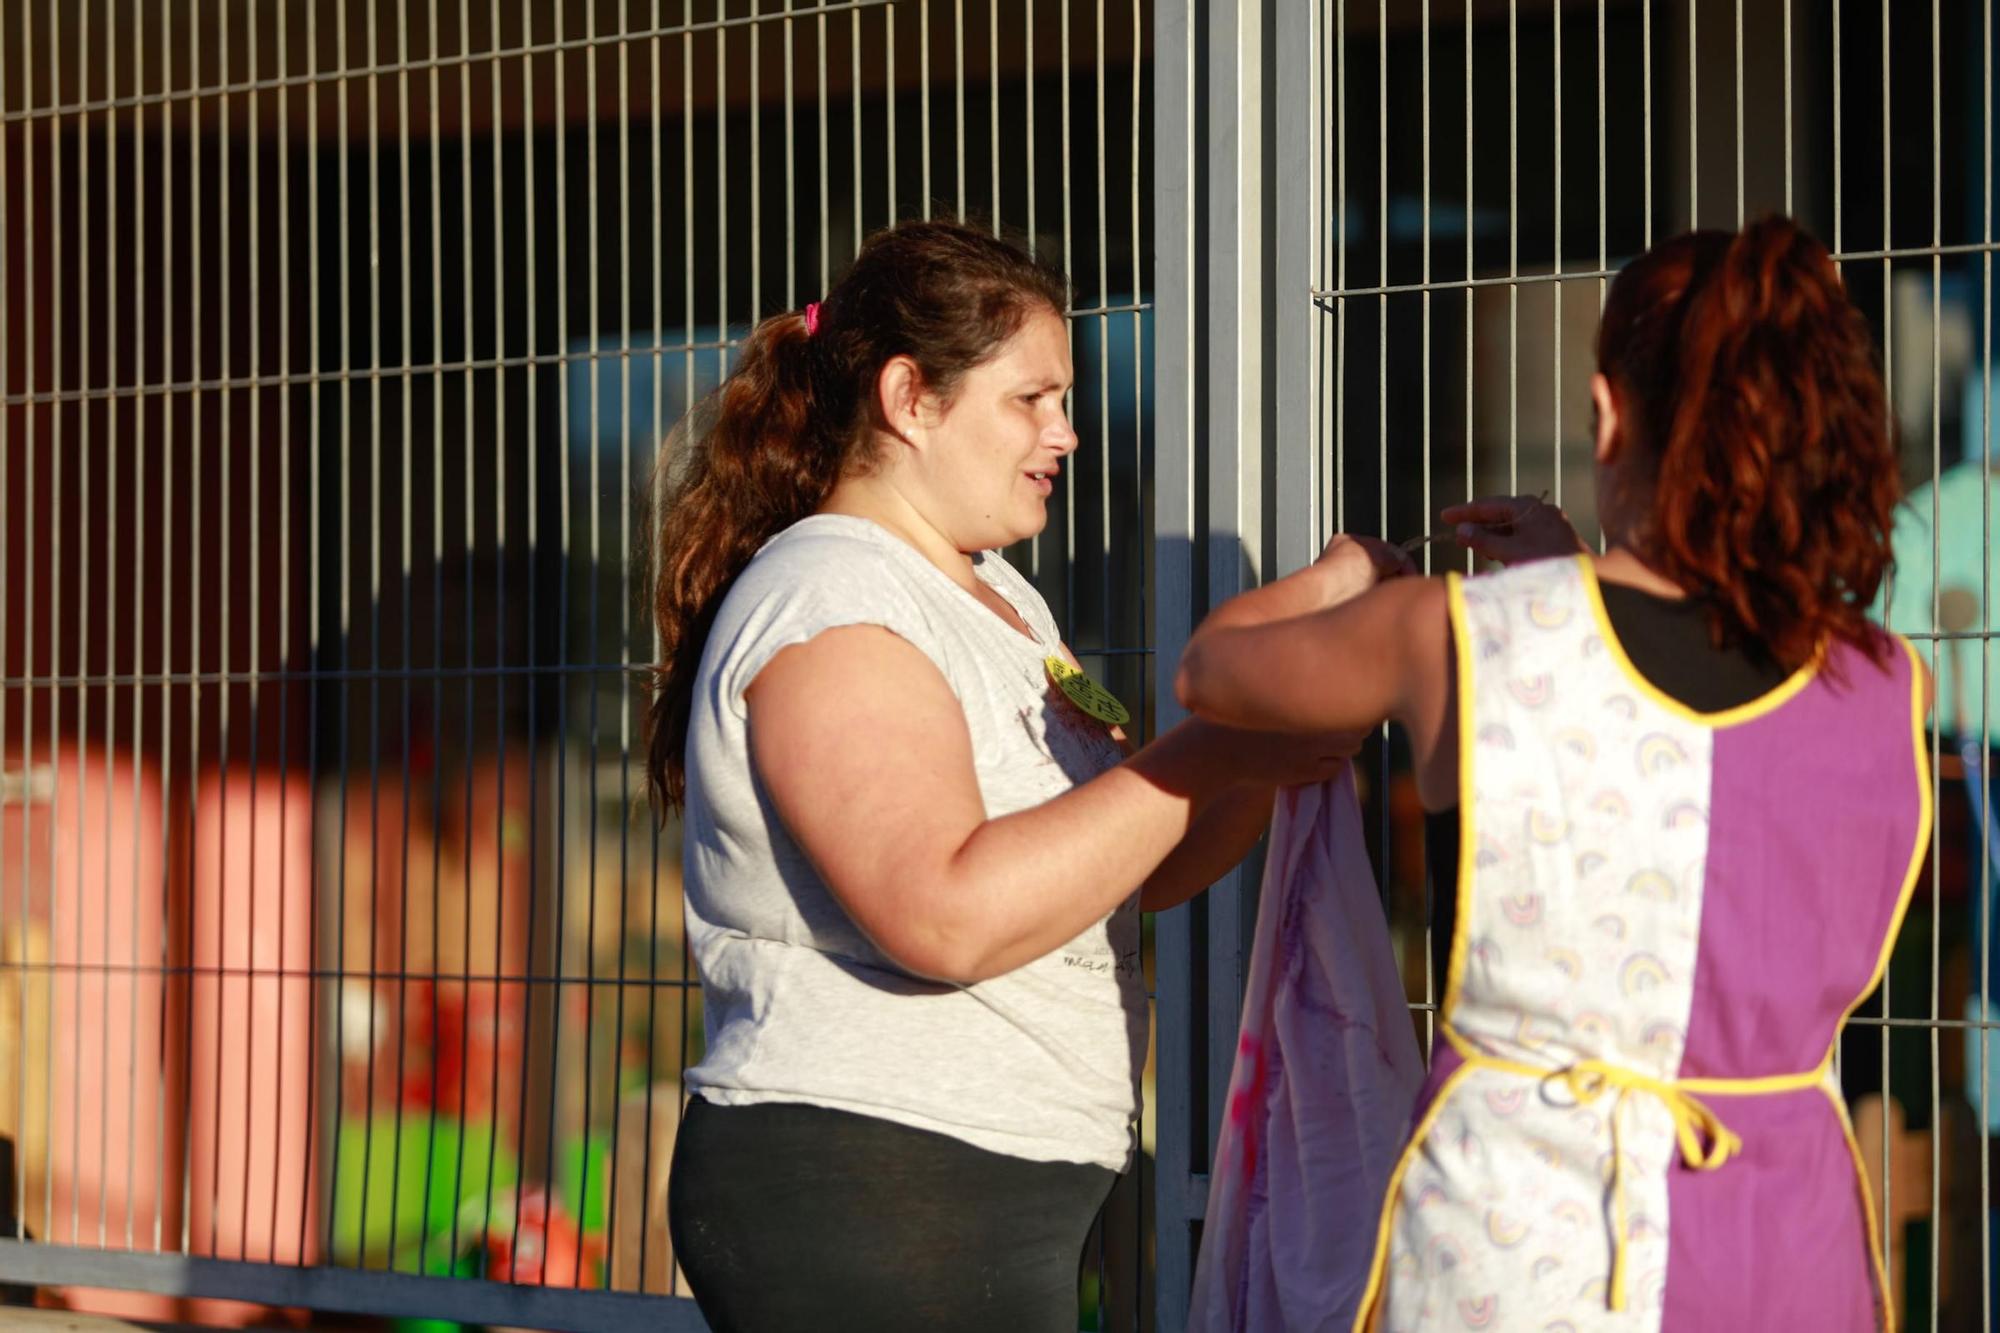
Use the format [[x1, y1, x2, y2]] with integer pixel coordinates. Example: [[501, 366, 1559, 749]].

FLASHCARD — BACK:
[[1188, 768, 1426, 1333]]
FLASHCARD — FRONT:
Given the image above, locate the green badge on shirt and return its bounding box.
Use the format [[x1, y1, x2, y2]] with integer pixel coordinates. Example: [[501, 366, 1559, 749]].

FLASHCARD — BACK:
[[1044, 655, 1130, 727]]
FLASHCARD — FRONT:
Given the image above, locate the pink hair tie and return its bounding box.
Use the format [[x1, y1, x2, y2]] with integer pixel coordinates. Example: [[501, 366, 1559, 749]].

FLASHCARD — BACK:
[[804, 301, 822, 336]]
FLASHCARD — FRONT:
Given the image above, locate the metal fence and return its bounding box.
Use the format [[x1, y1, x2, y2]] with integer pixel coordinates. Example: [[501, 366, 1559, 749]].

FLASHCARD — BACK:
[[8, 2, 1997, 1331], [1152, 2, 2000, 1330], [0, 1, 1151, 1329]]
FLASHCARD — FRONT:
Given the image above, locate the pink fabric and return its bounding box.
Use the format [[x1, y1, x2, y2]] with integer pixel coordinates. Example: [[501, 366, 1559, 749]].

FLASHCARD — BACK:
[[1188, 769, 1425, 1333]]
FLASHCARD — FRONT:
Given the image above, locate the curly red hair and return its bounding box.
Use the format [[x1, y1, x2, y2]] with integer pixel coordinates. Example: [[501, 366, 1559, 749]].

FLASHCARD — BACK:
[[1596, 216, 1901, 672]]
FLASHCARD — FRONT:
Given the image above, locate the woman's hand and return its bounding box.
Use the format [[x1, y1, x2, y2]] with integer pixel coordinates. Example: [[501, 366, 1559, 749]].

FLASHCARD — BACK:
[[1439, 494, 1585, 566], [1312, 533, 1417, 607], [1183, 716, 1366, 789]]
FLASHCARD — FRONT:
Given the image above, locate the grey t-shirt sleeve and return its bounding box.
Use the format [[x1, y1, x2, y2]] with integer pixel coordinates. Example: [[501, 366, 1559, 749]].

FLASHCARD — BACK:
[[709, 527, 949, 718]]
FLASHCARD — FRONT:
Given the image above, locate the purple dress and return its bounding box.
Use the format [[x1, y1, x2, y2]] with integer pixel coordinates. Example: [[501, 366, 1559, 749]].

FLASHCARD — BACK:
[[1356, 557, 1930, 1333]]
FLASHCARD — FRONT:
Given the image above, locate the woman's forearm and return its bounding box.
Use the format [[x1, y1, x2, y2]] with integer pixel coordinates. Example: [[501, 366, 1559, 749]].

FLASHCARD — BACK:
[[1138, 781, 1278, 913]]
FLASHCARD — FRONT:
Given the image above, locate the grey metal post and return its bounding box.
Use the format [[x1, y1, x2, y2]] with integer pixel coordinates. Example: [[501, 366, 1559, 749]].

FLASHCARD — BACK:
[[1149, 0, 1200, 1319], [1152, 0, 1287, 1326], [1273, 1, 1320, 577]]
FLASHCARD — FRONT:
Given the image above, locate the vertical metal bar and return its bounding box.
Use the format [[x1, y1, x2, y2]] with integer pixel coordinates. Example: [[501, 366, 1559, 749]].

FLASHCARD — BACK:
[[415, 0, 448, 1276], [386, 0, 418, 1272], [1463, 0, 1471, 529], [1026, 0, 1039, 579], [648, 0, 671, 1287], [1377, 0, 1386, 548], [1127, 0, 1145, 1317], [1976, 7, 1992, 1320], [921, 0, 931, 215], [602, 0, 635, 1291], [1552, 0, 1562, 511], [1273, 0, 1318, 575], [158, 0, 178, 1256], [1834, 0, 1842, 256], [207, 0, 237, 1260], [44, 0, 64, 1249], [989, 0, 999, 233], [508, 0, 541, 1273], [1026, 0, 1035, 255], [475, 0, 510, 1267], [125, 0, 150, 1257], [575, 0, 607, 1290], [94, 0, 118, 1253], [300, 0, 326, 1262], [1877, 0, 1895, 1272], [724, 1, 736, 358], [818, 2, 831, 282], [539, 0, 579, 1284], [357, 0, 388, 1266], [645, 2, 668, 1289], [1734, 0, 1744, 225], [1418, 0, 1434, 1045], [683, 4, 695, 420], [855, 3, 865, 249], [265, 0, 295, 1266], [71, 0, 95, 1253], [1095, 0, 1109, 670], [1927, 4, 1942, 1325], [1090, 0, 1111, 1234], [0, 0, 15, 1249], [886, 0, 896, 225], [752, 0, 763, 316], [1507, 0, 1518, 493], [1149, 0, 1195, 1318], [1687, 0, 1697, 226], [1643, 0, 1652, 246], [1062, 0, 1074, 634], [954, 0, 965, 220], [15, 0, 38, 1249], [1335, 0, 1345, 527], [1202, 0, 1258, 1240], [445, 0, 480, 1273], [1783, 0, 1793, 213], [239, 0, 264, 1261], [179, 0, 200, 1257], [785, 0, 797, 306], [330, 0, 358, 1256]]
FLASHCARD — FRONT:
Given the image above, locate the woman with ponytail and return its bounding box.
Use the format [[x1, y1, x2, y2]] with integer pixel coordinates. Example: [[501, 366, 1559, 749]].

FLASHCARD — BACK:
[[653, 220, 1354, 1332], [1179, 217, 1930, 1330]]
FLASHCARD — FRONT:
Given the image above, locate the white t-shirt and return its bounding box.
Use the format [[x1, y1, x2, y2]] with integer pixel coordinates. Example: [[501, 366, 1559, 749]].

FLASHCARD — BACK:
[[680, 514, 1146, 1170]]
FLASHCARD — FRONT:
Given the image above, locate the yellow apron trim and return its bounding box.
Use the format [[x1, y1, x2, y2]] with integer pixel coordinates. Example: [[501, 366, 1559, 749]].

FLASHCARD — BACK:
[[1547, 1060, 1740, 1311], [1823, 1082, 1897, 1333], [1576, 556, 1820, 728], [1439, 1023, 1832, 1313], [1348, 1059, 1485, 1333], [1440, 574, 1479, 1027]]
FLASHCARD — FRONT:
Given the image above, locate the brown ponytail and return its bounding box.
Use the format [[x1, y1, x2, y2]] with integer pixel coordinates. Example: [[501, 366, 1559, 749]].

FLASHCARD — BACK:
[[647, 220, 1070, 810], [1596, 216, 1900, 672]]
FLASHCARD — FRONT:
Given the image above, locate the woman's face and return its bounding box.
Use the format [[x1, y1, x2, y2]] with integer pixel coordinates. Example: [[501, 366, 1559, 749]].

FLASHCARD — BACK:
[[908, 306, 1079, 553]]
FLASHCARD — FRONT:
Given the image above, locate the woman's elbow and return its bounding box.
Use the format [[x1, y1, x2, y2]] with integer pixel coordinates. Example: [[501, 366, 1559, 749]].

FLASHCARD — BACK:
[[864, 915, 993, 987], [1173, 644, 1211, 715]]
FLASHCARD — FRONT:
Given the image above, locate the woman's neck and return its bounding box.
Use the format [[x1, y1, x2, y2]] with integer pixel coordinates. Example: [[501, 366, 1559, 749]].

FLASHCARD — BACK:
[[1592, 543, 1689, 599], [819, 474, 983, 593]]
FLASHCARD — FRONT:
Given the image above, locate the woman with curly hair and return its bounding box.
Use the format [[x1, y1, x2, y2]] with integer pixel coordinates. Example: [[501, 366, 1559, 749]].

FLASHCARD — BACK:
[[1179, 216, 1930, 1332]]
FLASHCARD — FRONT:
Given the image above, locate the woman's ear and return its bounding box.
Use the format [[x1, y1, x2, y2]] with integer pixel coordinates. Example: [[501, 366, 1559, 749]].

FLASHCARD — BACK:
[[876, 355, 929, 452], [1591, 373, 1622, 465]]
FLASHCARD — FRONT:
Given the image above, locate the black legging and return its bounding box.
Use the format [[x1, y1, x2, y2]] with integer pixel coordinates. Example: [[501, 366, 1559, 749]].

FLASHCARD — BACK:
[[667, 1097, 1116, 1333]]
